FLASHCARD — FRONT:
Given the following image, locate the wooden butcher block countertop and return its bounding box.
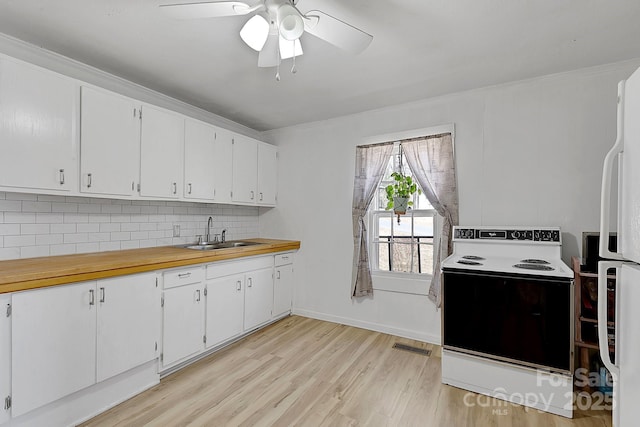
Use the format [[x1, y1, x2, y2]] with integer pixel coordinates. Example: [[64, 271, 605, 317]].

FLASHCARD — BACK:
[[0, 238, 300, 294]]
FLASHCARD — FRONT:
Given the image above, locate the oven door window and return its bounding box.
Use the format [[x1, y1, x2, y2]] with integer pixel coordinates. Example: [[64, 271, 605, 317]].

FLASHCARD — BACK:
[[443, 271, 572, 373]]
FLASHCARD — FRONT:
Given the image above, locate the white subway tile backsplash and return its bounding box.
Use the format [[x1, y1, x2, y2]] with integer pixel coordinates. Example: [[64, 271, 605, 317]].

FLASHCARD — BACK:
[[36, 213, 64, 224], [22, 201, 53, 213], [0, 224, 21, 235], [50, 244, 76, 256], [64, 233, 89, 244], [3, 212, 35, 223], [51, 224, 77, 234], [20, 224, 50, 235], [0, 193, 260, 260], [52, 203, 78, 213], [5, 235, 36, 247], [21, 246, 50, 258]]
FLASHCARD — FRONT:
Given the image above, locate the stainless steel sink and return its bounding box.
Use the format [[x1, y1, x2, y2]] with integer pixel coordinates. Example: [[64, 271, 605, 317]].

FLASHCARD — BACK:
[[179, 241, 261, 251]]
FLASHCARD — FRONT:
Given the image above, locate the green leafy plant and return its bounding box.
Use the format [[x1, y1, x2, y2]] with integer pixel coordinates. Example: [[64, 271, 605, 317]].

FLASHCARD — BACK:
[[384, 172, 421, 210]]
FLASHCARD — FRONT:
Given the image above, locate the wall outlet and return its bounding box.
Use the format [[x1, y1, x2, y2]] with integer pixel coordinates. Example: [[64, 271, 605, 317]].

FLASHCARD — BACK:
[[173, 225, 180, 237]]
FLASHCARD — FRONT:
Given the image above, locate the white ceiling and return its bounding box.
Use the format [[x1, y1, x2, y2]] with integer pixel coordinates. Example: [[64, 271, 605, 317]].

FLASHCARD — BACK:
[[0, 0, 639, 131]]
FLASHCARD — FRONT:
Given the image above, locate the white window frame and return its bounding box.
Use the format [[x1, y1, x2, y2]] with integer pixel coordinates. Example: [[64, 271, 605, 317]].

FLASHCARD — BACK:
[[368, 209, 438, 279]]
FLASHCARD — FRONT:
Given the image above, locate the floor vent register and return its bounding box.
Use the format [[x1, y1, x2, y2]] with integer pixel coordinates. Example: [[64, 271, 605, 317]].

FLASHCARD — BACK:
[[392, 343, 432, 356]]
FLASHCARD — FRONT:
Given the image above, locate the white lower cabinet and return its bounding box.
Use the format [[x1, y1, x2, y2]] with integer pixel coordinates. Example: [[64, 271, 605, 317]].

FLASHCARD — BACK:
[[0, 294, 11, 425], [96, 272, 160, 382], [273, 253, 294, 318], [11, 281, 97, 418], [244, 268, 274, 331], [161, 267, 206, 368], [10, 273, 161, 419], [205, 274, 244, 348]]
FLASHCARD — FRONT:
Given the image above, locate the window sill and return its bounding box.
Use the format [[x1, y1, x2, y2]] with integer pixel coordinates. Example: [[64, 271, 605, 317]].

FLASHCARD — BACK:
[[371, 271, 431, 296]]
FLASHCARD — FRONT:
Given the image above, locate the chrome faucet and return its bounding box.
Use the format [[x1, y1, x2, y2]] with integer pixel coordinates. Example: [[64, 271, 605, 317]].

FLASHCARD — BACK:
[[206, 216, 213, 243], [221, 229, 227, 243]]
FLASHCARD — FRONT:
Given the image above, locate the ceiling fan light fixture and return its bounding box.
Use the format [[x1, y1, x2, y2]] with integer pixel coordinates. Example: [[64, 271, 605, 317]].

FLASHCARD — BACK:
[[279, 37, 303, 59], [240, 14, 269, 51], [277, 4, 304, 41]]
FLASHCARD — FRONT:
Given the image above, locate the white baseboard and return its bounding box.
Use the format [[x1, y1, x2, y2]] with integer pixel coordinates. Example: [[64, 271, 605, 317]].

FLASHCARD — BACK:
[[292, 308, 441, 345]]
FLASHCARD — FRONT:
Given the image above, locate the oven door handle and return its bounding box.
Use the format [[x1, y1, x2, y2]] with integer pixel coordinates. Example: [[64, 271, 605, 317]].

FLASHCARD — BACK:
[[598, 261, 620, 380]]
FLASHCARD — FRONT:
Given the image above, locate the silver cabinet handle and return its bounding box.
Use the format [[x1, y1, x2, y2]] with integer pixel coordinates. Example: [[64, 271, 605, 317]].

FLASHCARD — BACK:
[[172, 182, 177, 194], [196, 289, 201, 302], [178, 272, 191, 278], [281, 256, 289, 261], [276, 270, 281, 279], [89, 289, 95, 306], [236, 280, 242, 291], [188, 183, 192, 194], [99, 287, 105, 303], [259, 192, 263, 201], [250, 191, 254, 200], [247, 277, 253, 288], [87, 173, 92, 188], [59, 169, 65, 185]]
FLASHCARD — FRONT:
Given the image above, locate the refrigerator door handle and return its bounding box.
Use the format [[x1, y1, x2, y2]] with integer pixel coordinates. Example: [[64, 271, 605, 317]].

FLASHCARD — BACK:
[[598, 261, 621, 380], [599, 80, 626, 260]]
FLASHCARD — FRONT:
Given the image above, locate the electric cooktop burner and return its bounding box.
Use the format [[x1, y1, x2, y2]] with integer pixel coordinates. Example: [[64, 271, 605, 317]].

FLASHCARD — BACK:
[[458, 259, 483, 265], [513, 263, 555, 271], [520, 259, 550, 264], [462, 255, 485, 260]]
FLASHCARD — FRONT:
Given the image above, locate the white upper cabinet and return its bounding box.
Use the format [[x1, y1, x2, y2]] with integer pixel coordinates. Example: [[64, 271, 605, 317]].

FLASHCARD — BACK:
[[96, 272, 160, 383], [80, 86, 140, 197], [140, 104, 184, 199], [232, 135, 258, 204], [184, 118, 216, 201], [0, 56, 77, 192], [213, 128, 234, 203], [257, 143, 277, 206], [11, 281, 97, 418], [0, 294, 10, 425]]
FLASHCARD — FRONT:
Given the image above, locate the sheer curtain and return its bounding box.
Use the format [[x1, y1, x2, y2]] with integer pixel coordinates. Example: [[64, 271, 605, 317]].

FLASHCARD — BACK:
[[402, 133, 458, 307], [351, 142, 394, 297]]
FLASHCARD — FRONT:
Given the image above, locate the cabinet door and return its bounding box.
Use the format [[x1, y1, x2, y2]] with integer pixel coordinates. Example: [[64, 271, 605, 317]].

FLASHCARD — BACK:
[[162, 283, 205, 367], [140, 104, 184, 199], [0, 57, 77, 192], [205, 274, 244, 348], [0, 294, 10, 424], [232, 135, 258, 204], [257, 143, 277, 206], [213, 129, 233, 203], [80, 86, 139, 197], [184, 118, 215, 201], [244, 268, 274, 331], [11, 282, 96, 417], [96, 272, 160, 382], [273, 264, 293, 318]]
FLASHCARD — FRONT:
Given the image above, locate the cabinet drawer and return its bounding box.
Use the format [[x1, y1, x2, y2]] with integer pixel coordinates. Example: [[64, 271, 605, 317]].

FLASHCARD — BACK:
[[275, 253, 294, 267], [206, 256, 273, 279], [164, 266, 204, 289]]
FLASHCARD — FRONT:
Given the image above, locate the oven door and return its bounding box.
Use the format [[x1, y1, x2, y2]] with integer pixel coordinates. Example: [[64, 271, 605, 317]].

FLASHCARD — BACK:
[[442, 269, 574, 374]]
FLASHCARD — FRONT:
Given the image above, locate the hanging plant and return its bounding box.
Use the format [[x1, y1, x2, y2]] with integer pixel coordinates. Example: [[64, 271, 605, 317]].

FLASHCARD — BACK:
[[385, 172, 421, 221]]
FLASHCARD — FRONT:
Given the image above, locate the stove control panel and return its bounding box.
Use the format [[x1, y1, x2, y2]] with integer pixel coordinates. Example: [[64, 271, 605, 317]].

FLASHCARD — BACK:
[[453, 227, 561, 243]]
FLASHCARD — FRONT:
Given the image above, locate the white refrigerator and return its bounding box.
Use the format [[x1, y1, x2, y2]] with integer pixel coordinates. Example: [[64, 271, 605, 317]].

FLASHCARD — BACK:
[[599, 65, 640, 426]]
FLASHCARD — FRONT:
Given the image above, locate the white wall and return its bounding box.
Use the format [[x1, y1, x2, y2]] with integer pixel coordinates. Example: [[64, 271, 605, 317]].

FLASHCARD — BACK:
[[0, 192, 258, 260], [260, 59, 640, 345]]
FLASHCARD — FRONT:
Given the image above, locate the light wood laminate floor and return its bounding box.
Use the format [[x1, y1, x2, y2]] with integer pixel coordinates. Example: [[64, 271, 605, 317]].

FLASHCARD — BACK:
[[82, 316, 611, 427]]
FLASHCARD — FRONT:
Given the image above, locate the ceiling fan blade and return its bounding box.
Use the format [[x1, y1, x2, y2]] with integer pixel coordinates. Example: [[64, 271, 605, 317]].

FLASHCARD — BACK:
[[258, 33, 280, 67], [303, 10, 372, 55], [160, 1, 254, 19]]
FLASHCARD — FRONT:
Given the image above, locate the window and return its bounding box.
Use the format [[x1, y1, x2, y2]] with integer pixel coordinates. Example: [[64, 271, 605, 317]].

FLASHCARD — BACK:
[[368, 143, 438, 276]]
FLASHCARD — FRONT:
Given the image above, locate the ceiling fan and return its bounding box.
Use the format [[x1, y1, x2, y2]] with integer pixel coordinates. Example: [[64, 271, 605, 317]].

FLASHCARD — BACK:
[[160, 0, 373, 79]]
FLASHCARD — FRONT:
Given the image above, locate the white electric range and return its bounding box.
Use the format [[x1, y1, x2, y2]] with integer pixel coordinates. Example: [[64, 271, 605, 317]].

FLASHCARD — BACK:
[[441, 226, 575, 418]]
